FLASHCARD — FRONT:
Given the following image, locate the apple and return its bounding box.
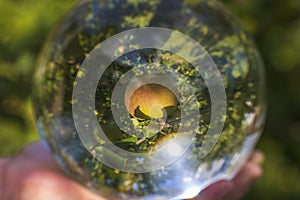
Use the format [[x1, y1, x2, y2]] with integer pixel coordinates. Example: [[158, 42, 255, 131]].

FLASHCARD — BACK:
[[125, 83, 178, 119]]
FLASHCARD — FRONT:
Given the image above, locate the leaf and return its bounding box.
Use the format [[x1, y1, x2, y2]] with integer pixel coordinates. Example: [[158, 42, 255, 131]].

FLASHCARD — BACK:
[[118, 136, 138, 143], [142, 121, 161, 138]]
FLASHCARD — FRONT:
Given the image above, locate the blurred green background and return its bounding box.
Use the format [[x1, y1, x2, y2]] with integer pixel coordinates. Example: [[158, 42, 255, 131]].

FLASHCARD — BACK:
[[0, 0, 299, 199]]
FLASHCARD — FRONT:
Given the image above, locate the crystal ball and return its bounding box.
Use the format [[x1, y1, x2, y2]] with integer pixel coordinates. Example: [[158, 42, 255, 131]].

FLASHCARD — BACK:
[[34, 0, 266, 199]]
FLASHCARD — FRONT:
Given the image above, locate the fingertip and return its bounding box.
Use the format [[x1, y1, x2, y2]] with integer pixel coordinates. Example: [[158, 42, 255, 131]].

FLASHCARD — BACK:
[[250, 150, 265, 166], [246, 161, 264, 180]]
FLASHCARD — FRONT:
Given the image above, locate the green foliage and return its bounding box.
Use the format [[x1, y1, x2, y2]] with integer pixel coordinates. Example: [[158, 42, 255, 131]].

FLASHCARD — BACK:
[[0, 0, 75, 155], [223, 0, 300, 199], [0, 0, 299, 199]]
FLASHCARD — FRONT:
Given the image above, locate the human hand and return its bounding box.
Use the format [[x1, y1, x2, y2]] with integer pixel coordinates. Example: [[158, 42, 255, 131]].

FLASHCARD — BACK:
[[0, 142, 264, 200], [0, 142, 104, 200], [194, 150, 264, 200]]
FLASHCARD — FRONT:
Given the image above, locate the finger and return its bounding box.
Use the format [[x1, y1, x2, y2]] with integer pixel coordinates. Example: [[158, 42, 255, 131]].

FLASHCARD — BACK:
[[223, 161, 263, 200], [17, 141, 62, 172], [14, 168, 104, 200], [193, 150, 264, 200], [2, 142, 105, 200], [0, 158, 11, 199], [249, 150, 265, 165], [233, 161, 263, 188], [194, 180, 234, 200]]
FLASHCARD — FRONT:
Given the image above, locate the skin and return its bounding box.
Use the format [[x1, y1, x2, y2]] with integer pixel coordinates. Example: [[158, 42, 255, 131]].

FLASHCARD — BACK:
[[0, 142, 264, 200]]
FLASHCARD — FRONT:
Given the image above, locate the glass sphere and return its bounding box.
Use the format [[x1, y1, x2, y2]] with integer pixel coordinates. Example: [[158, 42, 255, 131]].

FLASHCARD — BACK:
[[34, 0, 266, 199]]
